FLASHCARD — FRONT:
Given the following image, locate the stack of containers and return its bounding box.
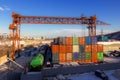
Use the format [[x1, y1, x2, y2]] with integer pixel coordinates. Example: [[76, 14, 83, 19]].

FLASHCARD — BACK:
[[72, 37, 79, 62], [52, 45, 59, 63], [66, 37, 73, 62], [97, 44, 104, 62], [52, 36, 104, 64], [79, 37, 85, 63]]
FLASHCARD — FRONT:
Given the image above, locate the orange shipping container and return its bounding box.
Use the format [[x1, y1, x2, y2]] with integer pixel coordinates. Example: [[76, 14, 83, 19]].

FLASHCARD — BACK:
[[97, 44, 103, 52], [92, 44, 98, 52], [66, 45, 73, 53], [59, 45, 66, 53], [79, 37, 85, 45], [91, 52, 98, 63], [59, 53, 66, 62], [52, 45, 59, 53], [85, 45, 91, 52], [66, 37, 73, 45]]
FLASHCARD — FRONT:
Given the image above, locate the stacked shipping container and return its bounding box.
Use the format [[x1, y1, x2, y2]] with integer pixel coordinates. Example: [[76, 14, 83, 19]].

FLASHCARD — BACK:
[[52, 37, 104, 63]]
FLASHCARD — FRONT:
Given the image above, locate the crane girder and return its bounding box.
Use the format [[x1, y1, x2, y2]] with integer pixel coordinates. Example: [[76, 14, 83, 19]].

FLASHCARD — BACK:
[[12, 12, 110, 26]]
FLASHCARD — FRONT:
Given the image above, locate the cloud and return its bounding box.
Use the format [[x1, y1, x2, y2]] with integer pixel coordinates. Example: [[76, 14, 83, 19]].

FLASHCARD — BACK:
[[0, 7, 4, 11], [0, 6, 10, 11]]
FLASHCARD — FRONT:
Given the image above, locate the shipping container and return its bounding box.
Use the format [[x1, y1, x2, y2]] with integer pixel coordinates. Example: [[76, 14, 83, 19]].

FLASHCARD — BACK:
[[66, 53, 72, 62], [58, 37, 66, 44], [97, 52, 104, 61], [80, 53, 85, 63], [72, 52, 80, 60], [79, 45, 85, 53], [79, 37, 85, 45], [73, 45, 79, 52], [92, 37, 97, 44], [59, 45, 66, 53], [66, 45, 73, 53], [52, 53, 59, 63], [97, 44, 103, 52], [66, 37, 73, 45], [92, 52, 98, 63], [73, 37, 79, 45], [85, 52, 91, 60], [85, 45, 91, 52], [52, 45, 59, 53], [59, 53, 66, 62], [92, 44, 98, 52], [85, 37, 91, 44]]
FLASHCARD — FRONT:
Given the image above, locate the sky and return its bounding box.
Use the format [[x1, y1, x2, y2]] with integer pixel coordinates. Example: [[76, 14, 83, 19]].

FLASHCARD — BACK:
[[0, 0, 120, 38]]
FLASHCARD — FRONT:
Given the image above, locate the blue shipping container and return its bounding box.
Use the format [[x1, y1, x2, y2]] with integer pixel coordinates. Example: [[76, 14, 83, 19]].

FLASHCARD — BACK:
[[85, 37, 92, 44]]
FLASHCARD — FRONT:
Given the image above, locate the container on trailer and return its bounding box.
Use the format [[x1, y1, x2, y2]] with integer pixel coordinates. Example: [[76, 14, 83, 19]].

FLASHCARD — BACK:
[[59, 45, 66, 53], [66, 45, 73, 53], [66, 37, 73, 45], [73, 45, 79, 52], [79, 37, 85, 45], [52, 45, 59, 53], [73, 37, 79, 45]]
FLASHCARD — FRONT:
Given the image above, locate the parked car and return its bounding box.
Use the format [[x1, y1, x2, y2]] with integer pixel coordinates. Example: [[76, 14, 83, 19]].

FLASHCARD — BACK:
[[95, 70, 108, 80]]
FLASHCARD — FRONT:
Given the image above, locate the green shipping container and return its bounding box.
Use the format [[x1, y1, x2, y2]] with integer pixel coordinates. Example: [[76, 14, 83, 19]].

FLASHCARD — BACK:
[[85, 52, 91, 60], [73, 37, 79, 45], [52, 53, 59, 63], [97, 52, 104, 61]]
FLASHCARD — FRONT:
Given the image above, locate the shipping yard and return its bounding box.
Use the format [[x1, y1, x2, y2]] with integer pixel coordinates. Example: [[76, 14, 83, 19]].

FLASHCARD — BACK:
[[0, 0, 120, 80]]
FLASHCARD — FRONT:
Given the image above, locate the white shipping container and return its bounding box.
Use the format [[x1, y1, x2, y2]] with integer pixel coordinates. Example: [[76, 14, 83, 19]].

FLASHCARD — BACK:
[[73, 45, 79, 52]]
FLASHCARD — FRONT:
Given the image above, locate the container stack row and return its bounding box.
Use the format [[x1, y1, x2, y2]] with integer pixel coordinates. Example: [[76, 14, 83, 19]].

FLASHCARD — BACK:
[[52, 37, 104, 63]]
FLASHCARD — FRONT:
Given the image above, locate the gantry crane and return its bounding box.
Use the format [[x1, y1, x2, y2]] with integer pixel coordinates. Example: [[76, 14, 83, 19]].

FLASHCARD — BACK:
[[9, 12, 110, 60]]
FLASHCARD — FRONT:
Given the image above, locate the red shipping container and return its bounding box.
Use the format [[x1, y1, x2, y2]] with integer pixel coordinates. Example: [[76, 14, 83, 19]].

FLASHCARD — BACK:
[[91, 52, 98, 63], [92, 44, 98, 52], [59, 53, 66, 62], [66, 37, 73, 45], [59, 45, 66, 53], [52, 45, 59, 53], [97, 44, 103, 52], [79, 37, 85, 45], [66, 45, 73, 53], [85, 45, 91, 52]]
